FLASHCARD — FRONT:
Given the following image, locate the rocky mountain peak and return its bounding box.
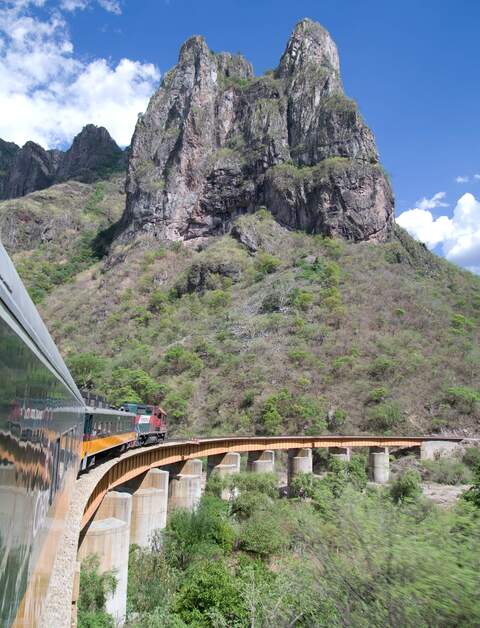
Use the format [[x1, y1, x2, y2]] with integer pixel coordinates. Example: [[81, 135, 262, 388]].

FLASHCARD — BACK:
[[0, 124, 125, 200], [116, 19, 394, 244], [276, 18, 340, 78], [56, 124, 125, 184]]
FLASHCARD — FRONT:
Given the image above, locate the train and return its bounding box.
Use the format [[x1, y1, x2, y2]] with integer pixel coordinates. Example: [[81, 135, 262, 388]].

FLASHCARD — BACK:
[[81, 403, 167, 470], [0, 241, 167, 627]]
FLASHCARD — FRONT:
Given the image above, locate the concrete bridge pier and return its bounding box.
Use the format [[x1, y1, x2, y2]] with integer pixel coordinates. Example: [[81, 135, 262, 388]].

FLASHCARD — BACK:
[[287, 448, 313, 484], [78, 491, 132, 625], [329, 447, 351, 464], [368, 447, 390, 483], [207, 452, 241, 478], [207, 452, 241, 500], [168, 458, 203, 512], [247, 450, 275, 473], [122, 468, 169, 547]]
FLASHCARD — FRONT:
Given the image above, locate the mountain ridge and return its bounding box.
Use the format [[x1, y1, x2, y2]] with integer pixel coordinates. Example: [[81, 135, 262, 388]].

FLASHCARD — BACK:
[[0, 124, 126, 200]]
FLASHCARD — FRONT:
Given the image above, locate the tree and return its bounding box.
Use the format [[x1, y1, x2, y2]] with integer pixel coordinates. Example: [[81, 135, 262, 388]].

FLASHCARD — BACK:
[[78, 555, 116, 628], [68, 352, 106, 390]]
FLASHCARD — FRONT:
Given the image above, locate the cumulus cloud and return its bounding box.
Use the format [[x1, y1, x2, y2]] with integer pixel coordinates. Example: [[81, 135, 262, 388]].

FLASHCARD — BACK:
[[415, 191, 448, 211], [397, 192, 480, 274], [0, 1, 159, 148], [455, 176, 469, 183]]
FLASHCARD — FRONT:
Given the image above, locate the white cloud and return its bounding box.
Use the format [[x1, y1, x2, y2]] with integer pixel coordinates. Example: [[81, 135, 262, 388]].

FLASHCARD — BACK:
[[455, 176, 469, 183], [415, 191, 448, 211], [98, 0, 121, 13], [61, 0, 121, 13], [0, 1, 159, 148], [397, 192, 480, 274], [474, 174, 480, 181], [396, 207, 453, 248]]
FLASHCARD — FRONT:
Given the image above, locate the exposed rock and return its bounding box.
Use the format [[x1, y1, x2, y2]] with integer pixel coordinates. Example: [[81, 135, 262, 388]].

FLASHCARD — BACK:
[[56, 124, 126, 184], [3, 141, 58, 199], [117, 18, 394, 245], [230, 210, 290, 253], [0, 125, 125, 200], [0, 139, 19, 198], [174, 258, 241, 295]]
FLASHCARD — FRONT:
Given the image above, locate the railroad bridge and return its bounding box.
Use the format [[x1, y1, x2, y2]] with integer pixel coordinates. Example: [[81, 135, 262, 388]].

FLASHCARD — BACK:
[[39, 434, 464, 627]]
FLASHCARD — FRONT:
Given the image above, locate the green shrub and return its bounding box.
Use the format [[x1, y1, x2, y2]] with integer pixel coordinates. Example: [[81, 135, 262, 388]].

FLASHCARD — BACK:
[[205, 289, 231, 310], [148, 289, 170, 312], [173, 559, 247, 626], [422, 459, 472, 485], [67, 352, 107, 390], [332, 355, 354, 376], [367, 386, 390, 403], [78, 555, 116, 628], [164, 495, 235, 570], [390, 470, 422, 503], [107, 367, 160, 405], [462, 465, 480, 507], [290, 288, 314, 311], [327, 408, 347, 431], [227, 472, 279, 499], [451, 313, 475, 335], [161, 344, 203, 376], [368, 355, 396, 379], [367, 401, 402, 432], [255, 252, 281, 276], [444, 386, 480, 414], [463, 447, 480, 469], [239, 511, 284, 556]]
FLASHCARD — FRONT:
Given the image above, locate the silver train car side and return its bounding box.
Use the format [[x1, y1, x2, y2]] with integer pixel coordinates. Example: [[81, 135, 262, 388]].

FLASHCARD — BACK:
[[0, 242, 85, 626]]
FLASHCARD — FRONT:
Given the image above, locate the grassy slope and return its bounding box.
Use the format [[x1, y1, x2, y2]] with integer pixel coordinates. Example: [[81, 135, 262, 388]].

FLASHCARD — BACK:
[[0, 175, 125, 303], [25, 205, 479, 439]]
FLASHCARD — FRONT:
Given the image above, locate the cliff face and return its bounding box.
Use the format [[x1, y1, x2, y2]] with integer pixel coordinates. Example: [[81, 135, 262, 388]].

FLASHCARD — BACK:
[[0, 125, 125, 200], [120, 18, 394, 243]]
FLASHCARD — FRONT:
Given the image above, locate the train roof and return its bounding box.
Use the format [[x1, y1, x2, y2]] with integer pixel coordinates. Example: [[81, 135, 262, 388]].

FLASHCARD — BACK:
[[0, 241, 83, 403], [85, 406, 136, 418]]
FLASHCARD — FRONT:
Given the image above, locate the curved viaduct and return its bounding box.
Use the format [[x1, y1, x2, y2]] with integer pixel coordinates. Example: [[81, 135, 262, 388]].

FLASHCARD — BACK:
[[40, 434, 464, 627]]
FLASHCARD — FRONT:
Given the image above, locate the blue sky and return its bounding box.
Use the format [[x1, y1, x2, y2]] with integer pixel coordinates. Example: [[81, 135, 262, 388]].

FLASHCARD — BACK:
[[1, 0, 480, 271]]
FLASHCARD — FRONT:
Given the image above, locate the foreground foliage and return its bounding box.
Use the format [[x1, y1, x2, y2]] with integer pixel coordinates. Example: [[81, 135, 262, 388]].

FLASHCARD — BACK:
[[117, 467, 480, 627]]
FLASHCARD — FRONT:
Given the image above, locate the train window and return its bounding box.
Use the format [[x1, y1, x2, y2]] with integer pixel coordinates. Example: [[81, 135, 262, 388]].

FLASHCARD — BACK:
[[84, 414, 93, 436]]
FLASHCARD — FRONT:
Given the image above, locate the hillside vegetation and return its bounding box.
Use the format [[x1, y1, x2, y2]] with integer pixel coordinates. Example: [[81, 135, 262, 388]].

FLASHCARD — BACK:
[[5, 196, 477, 438]]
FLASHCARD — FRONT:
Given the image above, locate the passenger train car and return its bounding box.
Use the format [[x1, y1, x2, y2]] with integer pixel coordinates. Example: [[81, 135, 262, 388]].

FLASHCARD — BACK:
[[0, 241, 169, 626], [80, 404, 167, 469], [0, 242, 85, 626]]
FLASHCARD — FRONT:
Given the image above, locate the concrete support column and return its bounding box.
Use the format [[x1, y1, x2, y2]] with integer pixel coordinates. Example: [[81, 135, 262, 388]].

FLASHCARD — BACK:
[[207, 453, 241, 500], [247, 450, 275, 473], [207, 452, 241, 478], [126, 469, 169, 548], [168, 459, 203, 512], [78, 491, 132, 625], [329, 447, 351, 463], [287, 448, 313, 487], [368, 447, 390, 483]]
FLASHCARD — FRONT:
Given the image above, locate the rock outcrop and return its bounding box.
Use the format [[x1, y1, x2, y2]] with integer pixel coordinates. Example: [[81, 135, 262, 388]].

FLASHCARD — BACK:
[[0, 125, 125, 200], [119, 18, 394, 244]]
